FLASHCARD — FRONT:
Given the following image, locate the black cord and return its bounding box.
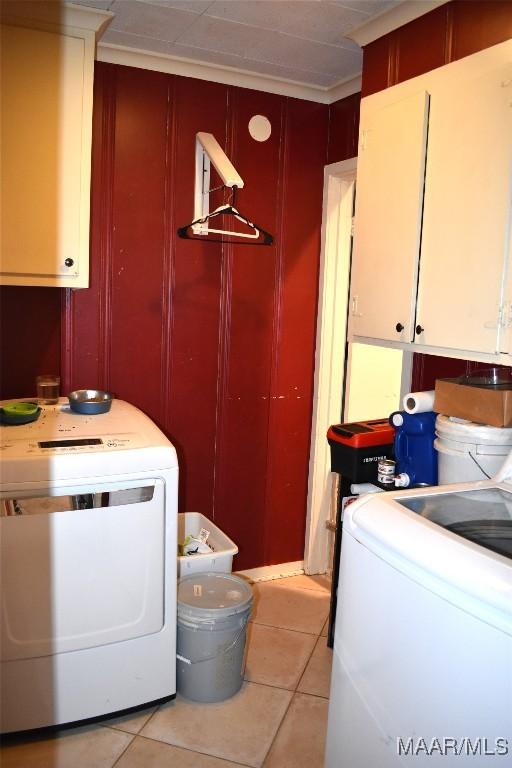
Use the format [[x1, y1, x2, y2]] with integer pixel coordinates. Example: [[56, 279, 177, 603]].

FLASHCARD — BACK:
[[468, 451, 491, 479]]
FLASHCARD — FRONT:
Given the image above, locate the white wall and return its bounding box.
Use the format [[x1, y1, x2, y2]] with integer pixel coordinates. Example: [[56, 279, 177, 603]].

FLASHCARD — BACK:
[[345, 343, 403, 422]]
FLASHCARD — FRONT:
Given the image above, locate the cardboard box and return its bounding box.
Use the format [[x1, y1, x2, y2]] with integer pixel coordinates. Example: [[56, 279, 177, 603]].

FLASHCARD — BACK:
[[434, 378, 512, 428]]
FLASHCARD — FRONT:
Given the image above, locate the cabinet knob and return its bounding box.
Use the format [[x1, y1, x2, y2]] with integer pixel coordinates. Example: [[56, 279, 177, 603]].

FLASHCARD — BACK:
[[416, 324, 424, 335], [64, 258, 74, 267], [395, 323, 404, 333]]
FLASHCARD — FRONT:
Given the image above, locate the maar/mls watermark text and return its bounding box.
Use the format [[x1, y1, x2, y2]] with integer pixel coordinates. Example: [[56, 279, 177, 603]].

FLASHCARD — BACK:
[[397, 737, 509, 758]]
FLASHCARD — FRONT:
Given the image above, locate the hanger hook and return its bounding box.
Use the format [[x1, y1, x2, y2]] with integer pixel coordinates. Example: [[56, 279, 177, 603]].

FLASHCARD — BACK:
[[231, 185, 238, 207]]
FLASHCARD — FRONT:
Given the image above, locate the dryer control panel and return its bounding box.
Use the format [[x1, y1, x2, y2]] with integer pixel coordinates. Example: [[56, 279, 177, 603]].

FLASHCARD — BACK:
[[1, 433, 143, 458], [0, 398, 177, 486]]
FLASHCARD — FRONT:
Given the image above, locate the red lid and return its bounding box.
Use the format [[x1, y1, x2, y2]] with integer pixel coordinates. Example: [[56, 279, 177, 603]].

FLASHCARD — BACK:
[[327, 418, 394, 448]]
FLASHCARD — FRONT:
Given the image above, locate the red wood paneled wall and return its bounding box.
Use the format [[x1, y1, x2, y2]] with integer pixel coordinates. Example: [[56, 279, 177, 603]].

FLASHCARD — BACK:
[[361, 0, 512, 389], [0, 287, 62, 398], [362, 0, 512, 98], [0, 64, 357, 572], [61, 64, 329, 570], [3, 0, 505, 568], [327, 92, 361, 164]]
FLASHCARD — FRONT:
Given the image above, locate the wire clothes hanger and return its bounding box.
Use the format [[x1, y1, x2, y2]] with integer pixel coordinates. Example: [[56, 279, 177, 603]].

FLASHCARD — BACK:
[[177, 186, 273, 246]]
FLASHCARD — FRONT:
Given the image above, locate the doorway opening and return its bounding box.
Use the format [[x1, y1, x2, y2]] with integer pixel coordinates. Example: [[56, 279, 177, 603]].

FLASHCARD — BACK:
[[304, 159, 411, 576]]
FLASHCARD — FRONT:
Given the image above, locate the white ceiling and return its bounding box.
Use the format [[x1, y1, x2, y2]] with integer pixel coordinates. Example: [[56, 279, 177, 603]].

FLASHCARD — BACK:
[[75, 0, 401, 88]]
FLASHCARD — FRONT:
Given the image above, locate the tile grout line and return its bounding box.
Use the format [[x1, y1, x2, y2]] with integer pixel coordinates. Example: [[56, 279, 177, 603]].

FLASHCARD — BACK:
[[243, 675, 307, 693], [295, 629, 323, 694], [258, 689, 332, 766], [247, 584, 330, 693], [299, 631, 334, 699], [259, 678, 333, 767], [103, 702, 161, 736], [109, 730, 137, 768], [128, 732, 256, 768], [248, 623, 330, 768], [249, 618, 329, 636], [103, 700, 164, 749], [129, 700, 163, 737], [258, 688, 296, 768]]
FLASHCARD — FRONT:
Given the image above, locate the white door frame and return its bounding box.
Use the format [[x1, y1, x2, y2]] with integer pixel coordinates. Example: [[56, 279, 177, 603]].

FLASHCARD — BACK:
[[304, 159, 356, 575]]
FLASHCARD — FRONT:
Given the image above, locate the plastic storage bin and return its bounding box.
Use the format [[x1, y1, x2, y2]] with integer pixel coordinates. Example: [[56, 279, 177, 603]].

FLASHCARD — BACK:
[[178, 513, 238, 577], [327, 418, 395, 481]]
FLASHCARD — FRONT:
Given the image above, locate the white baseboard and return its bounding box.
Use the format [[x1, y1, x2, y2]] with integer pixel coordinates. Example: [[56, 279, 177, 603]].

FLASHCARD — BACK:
[[236, 561, 304, 583]]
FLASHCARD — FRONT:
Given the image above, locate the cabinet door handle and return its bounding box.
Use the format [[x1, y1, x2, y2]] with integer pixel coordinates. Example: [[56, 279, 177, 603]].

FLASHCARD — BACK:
[[415, 324, 424, 335], [64, 258, 74, 267], [395, 323, 404, 332]]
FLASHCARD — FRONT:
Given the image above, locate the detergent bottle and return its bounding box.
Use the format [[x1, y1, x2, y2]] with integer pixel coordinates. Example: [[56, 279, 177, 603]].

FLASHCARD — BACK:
[[390, 410, 438, 488]]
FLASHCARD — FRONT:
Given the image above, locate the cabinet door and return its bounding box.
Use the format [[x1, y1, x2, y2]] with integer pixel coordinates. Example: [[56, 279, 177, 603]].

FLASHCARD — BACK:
[[349, 91, 429, 342], [1, 24, 88, 286], [498, 240, 512, 355], [416, 62, 512, 354]]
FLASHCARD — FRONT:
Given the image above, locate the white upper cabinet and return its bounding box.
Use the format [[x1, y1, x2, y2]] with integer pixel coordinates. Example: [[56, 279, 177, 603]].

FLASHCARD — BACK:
[[349, 91, 429, 343], [416, 60, 512, 354], [499, 243, 512, 355], [349, 40, 512, 364], [0, 2, 112, 288]]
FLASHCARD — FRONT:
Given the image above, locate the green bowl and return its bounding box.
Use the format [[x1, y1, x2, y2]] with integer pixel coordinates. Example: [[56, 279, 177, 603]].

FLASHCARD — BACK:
[[0, 402, 41, 425]]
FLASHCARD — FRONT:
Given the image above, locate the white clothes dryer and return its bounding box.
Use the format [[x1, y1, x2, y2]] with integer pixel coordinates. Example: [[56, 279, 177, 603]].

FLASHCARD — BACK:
[[0, 398, 178, 733]]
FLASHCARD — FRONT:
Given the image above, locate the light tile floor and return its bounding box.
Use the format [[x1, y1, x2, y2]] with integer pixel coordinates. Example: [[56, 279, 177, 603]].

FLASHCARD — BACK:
[[0, 576, 332, 768]]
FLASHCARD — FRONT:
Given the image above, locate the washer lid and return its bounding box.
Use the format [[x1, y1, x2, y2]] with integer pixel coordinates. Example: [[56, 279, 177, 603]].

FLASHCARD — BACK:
[[398, 488, 512, 560], [345, 487, 512, 635], [178, 572, 253, 619]]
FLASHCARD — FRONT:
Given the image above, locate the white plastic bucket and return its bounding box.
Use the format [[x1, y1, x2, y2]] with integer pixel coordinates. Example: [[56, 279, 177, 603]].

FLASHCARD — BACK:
[[176, 572, 253, 703], [434, 415, 512, 484], [178, 513, 238, 577]]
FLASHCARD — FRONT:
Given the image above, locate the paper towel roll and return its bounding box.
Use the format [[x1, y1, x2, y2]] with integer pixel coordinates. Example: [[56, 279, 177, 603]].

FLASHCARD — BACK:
[[403, 390, 435, 414]]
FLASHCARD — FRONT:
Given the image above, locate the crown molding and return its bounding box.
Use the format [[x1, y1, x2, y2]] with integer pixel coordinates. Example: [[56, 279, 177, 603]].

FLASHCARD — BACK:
[[97, 42, 362, 104], [328, 75, 362, 103], [346, 0, 449, 47], [1, 1, 113, 38]]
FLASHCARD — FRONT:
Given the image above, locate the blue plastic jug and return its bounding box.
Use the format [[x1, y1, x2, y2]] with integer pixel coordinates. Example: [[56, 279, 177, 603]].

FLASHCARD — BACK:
[[390, 411, 438, 487]]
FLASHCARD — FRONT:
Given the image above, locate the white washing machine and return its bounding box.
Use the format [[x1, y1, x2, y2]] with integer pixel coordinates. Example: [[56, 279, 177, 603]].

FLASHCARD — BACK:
[[0, 398, 178, 733], [326, 451, 512, 767]]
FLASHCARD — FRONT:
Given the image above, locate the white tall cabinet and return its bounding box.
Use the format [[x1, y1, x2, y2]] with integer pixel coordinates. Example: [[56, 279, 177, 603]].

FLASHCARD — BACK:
[[350, 91, 429, 343], [349, 40, 512, 364], [0, 2, 112, 288]]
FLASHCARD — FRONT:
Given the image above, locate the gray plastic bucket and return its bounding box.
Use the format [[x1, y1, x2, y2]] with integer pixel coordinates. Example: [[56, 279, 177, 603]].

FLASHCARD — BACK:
[[177, 572, 253, 703]]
